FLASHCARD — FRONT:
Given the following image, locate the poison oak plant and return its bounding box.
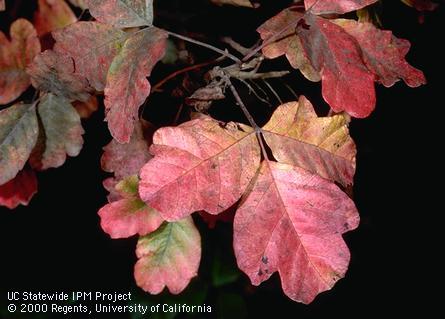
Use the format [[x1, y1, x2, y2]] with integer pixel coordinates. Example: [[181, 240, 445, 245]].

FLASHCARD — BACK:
[[0, 0, 434, 304]]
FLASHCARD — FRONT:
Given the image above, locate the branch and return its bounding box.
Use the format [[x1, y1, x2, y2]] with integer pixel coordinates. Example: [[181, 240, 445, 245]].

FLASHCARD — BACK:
[[152, 56, 226, 92], [166, 30, 242, 63]]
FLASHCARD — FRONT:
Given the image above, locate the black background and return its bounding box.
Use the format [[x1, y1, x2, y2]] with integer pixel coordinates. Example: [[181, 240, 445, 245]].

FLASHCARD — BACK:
[[0, 0, 443, 318]]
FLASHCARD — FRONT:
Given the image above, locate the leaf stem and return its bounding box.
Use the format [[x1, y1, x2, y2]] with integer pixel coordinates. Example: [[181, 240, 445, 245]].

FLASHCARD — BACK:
[[166, 31, 242, 64], [224, 75, 269, 160]]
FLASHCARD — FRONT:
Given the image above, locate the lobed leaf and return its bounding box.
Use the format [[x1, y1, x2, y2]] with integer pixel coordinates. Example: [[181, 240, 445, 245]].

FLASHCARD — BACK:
[[0, 19, 41, 105], [139, 117, 261, 221], [262, 96, 356, 186], [104, 27, 167, 143], [334, 19, 426, 88], [0, 103, 39, 185], [27, 50, 92, 102], [30, 93, 84, 170], [86, 0, 154, 28], [234, 161, 359, 303], [297, 13, 376, 118], [53, 22, 128, 91], [34, 0, 77, 36], [134, 216, 201, 294], [98, 175, 163, 238], [101, 121, 152, 180], [0, 168, 37, 209]]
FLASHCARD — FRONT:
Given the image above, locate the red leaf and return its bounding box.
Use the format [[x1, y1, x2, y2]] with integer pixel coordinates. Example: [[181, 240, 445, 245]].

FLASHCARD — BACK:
[[0, 103, 39, 185], [104, 27, 167, 143], [30, 93, 84, 170], [138, 96, 359, 302], [234, 161, 359, 304], [135, 216, 201, 294], [0, 0, 5, 11], [27, 50, 92, 102], [34, 0, 77, 36], [305, 0, 378, 14], [85, 0, 154, 28], [0, 168, 38, 209], [334, 19, 426, 88], [98, 175, 163, 238], [101, 121, 152, 180], [0, 19, 41, 104], [53, 22, 128, 91], [298, 14, 376, 118], [139, 117, 261, 221]]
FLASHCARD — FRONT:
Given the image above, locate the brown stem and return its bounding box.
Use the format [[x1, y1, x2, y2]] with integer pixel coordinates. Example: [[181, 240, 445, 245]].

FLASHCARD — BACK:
[[224, 75, 271, 160], [166, 31, 242, 63], [152, 56, 225, 92], [242, 0, 322, 61]]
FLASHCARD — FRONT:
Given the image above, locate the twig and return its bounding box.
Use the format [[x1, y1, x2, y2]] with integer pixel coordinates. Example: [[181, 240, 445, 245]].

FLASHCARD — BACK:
[[279, 79, 299, 99], [224, 75, 259, 130], [166, 30, 241, 63], [262, 79, 283, 104], [224, 75, 269, 159], [248, 80, 271, 103], [242, 0, 322, 61], [221, 37, 251, 56], [152, 56, 226, 92], [237, 79, 271, 106], [237, 70, 290, 80]]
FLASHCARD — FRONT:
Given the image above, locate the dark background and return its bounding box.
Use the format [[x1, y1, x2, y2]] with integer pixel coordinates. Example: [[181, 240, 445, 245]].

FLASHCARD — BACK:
[[0, 0, 442, 318]]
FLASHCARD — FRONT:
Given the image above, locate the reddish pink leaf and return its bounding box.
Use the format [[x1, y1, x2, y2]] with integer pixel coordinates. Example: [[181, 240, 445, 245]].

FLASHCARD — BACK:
[[0, 19, 41, 105], [0, 103, 39, 185], [139, 117, 261, 221], [0, 168, 37, 209], [27, 50, 92, 102], [34, 0, 77, 36], [135, 216, 201, 294], [335, 19, 426, 88], [234, 161, 359, 304], [53, 22, 127, 91], [86, 0, 154, 28], [258, 10, 375, 117], [305, 0, 378, 14], [98, 175, 163, 238], [0, 0, 5, 11], [298, 14, 376, 118], [101, 121, 152, 180], [103, 177, 121, 202], [105, 27, 167, 143], [262, 96, 356, 186]]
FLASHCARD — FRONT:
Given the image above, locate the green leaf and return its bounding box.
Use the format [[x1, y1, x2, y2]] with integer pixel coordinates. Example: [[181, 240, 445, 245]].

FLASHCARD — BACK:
[[31, 93, 84, 170], [135, 217, 201, 294], [0, 103, 38, 185]]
